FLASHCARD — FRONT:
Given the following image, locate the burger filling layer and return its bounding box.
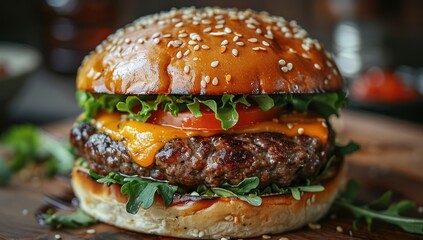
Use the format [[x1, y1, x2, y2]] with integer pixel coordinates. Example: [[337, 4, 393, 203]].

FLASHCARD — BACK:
[[70, 112, 334, 189]]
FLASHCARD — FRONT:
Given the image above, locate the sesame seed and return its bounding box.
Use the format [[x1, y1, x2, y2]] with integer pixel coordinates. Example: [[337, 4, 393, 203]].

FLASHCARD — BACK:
[[248, 38, 258, 43], [311, 194, 316, 202], [184, 49, 191, 56], [287, 123, 293, 129], [176, 51, 182, 59], [324, 79, 329, 85], [211, 60, 219, 67], [162, 33, 172, 38], [236, 41, 245, 46], [201, 45, 210, 50], [22, 209, 29, 215], [279, 237, 289, 240], [178, 33, 188, 38], [308, 223, 321, 230], [315, 42, 322, 50], [212, 77, 219, 85], [217, 19, 225, 25], [153, 38, 160, 44], [322, 121, 327, 128], [288, 48, 296, 53], [232, 48, 239, 56], [278, 59, 286, 65], [54, 234, 61, 240], [137, 38, 145, 44], [86, 229, 96, 234], [184, 65, 190, 74], [221, 238, 228, 240], [175, 22, 184, 27], [264, 34, 273, 39], [302, 43, 310, 51], [256, 28, 263, 34], [188, 40, 197, 45], [215, 24, 224, 29], [193, 57, 199, 61], [220, 46, 227, 53], [314, 63, 321, 70], [301, 53, 310, 59], [287, 63, 293, 71], [262, 40, 270, 46], [224, 215, 234, 221], [281, 66, 288, 72], [349, 230, 353, 237], [252, 47, 260, 51], [336, 226, 343, 233], [247, 23, 256, 29], [225, 74, 232, 82], [418, 206, 423, 213], [306, 198, 311, 206], [234, 32, 243, 37], [151, 32, 161, 38], [201, 80, 207, 88], [298, 128, 304, 134], [201, 19, 212, 25], [233, 36, 239, 42], [262, 235, 271, 239], [204, 75, 210, 83], [326, 61, 333, 68], [224, 27, 232, 33], [210, 32, 226, 36], [203, 27, 212, 33], [93, 72, 101, 80], [215, 15, 224, 20], [198, 231, 205, 238], [221, 40, 229, 46], [124, 38, 131, 44]]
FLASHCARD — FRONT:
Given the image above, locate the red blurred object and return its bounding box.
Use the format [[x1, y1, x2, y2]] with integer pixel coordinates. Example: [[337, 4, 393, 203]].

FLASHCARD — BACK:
[[43, 0, 117, 74], [350, 68, 421, 103], [0, 64, 7, 77]]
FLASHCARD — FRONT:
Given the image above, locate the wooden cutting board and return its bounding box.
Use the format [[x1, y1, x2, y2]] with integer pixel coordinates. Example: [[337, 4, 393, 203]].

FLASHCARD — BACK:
[[1, 110, 423, 240]]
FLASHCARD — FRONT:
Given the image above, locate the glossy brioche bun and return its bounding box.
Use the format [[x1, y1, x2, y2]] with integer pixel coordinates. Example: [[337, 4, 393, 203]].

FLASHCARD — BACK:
[[71, 163, 346, 239], [77, 7, 342, 95]]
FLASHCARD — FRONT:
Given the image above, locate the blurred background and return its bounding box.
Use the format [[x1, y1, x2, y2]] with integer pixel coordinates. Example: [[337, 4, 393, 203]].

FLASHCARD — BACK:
[[1, 0, 423, 133]]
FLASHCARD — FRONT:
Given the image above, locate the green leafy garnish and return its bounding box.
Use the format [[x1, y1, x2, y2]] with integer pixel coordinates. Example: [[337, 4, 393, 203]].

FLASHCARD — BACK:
[[335, 179, 423, 235], [42, 208, 97, 229], [0, 125, 74, 185], [89, 170, 182, 213], [335, 141, 361, 156], [90, 170, 325, 213], [77, 90, 347, 130]]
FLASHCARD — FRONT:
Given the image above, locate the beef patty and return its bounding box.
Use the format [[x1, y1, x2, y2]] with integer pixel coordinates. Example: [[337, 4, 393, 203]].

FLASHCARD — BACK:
[[71, 122, 334, 188]]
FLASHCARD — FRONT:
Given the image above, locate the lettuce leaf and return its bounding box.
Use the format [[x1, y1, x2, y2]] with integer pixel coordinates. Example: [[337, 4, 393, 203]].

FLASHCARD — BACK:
[[76, 90, 347, 130]]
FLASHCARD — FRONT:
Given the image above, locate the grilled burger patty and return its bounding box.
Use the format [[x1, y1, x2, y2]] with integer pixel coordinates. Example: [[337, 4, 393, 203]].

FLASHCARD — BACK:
[[71, 122, 334, 188]]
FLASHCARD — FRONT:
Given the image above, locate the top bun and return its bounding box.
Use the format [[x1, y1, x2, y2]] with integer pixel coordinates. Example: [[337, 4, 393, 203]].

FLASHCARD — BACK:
[[77, 7, 343, 95]]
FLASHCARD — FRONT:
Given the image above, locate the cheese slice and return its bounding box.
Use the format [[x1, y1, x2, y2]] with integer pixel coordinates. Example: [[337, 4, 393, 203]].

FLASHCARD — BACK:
[[94, 111, 328, 167]]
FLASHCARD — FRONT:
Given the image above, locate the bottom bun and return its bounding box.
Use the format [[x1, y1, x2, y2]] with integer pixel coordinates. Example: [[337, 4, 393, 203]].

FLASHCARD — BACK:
[[71, 163, 346, 239]]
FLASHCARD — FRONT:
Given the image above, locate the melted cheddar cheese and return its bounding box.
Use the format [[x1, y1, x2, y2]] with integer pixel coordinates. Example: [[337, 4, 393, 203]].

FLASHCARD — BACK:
[[94, 111, 328, 167]]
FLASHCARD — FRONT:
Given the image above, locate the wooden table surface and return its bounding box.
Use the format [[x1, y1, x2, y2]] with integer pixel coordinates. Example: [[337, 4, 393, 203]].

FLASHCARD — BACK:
[[1, 110, 422, 240]]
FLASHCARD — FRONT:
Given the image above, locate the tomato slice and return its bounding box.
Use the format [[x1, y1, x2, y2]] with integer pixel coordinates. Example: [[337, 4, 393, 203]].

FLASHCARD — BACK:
[[148, 106, 283, 130]]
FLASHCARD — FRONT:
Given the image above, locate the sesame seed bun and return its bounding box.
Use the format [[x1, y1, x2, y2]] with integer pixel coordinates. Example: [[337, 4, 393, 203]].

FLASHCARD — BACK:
[[77, 7, 343, 95], [71, 161, 346, 239]]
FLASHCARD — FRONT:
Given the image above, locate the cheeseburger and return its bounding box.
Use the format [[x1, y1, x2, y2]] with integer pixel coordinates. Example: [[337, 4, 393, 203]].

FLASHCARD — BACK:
[[70, 7, 347, 239]]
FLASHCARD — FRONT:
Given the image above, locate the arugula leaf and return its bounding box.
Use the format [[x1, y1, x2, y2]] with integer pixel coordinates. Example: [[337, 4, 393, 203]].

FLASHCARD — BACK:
[[42, 208, 97, 229], [76, 90, 348, 130], [210, 187, 262, 206], [0, 125, 75, 185], [335, 179, 423, 235], [335, 141, 361, 156], [221, 177, 260, 195]]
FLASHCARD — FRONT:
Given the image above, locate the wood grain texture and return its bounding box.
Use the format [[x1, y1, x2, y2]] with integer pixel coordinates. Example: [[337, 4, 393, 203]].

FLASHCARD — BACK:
[[1, 110, 422, 239]]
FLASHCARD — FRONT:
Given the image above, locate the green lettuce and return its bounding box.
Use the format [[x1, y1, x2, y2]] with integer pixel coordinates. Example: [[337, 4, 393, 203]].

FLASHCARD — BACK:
[[76, 90, 347, 130]]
